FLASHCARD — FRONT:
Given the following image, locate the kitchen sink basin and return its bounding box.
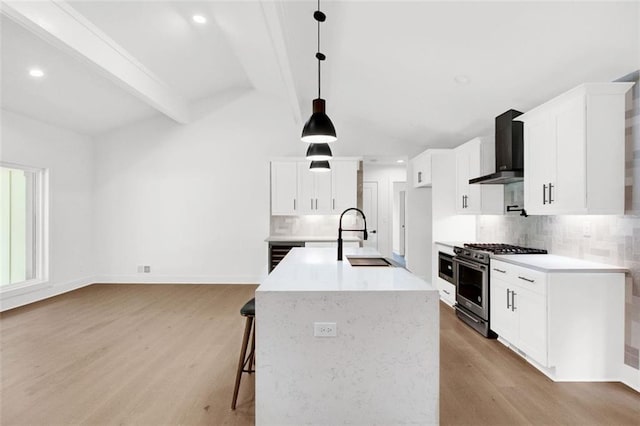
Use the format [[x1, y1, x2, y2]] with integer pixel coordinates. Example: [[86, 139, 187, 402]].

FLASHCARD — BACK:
[[347, 256, 393, 267]]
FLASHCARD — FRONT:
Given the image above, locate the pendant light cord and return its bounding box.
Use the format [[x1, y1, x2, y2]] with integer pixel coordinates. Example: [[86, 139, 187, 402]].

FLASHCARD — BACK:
[[317, 0, 321, 99]]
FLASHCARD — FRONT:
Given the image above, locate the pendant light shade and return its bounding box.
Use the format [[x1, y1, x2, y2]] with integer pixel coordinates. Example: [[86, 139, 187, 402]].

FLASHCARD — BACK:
[[309, 160, 331, 172], [302, 99, 336, 143], [306, 142, 333, 161]]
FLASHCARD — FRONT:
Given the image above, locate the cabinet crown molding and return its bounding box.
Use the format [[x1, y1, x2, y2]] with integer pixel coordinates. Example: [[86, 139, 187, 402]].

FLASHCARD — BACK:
[[516, 82, 634, 122]]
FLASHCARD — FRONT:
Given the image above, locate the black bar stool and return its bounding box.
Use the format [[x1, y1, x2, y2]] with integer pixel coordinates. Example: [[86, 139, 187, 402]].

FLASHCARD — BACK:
[[231, 297, 255, 410]]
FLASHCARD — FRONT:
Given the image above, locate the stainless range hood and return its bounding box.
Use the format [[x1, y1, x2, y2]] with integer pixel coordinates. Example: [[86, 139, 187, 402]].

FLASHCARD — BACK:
[[470, 109, 524, 185]]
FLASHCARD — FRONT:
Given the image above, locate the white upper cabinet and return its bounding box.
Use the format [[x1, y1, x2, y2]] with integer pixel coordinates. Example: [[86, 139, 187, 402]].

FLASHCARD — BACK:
[[271, 161, 298, 215], [519, 83, 633, 215], [271, 159, 358, 216], [454, 137, 503, 215], [331, 160, 358, 213], [298, 162, 332, 214], [411, 149, 449, 188]]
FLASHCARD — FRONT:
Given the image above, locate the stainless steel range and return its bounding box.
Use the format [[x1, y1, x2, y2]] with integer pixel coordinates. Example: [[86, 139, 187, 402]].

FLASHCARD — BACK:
[[453, 243, 547, 337]]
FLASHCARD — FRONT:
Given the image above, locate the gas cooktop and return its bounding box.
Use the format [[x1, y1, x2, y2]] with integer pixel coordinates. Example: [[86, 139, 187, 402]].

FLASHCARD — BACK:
[[463, 243, 548, 255]]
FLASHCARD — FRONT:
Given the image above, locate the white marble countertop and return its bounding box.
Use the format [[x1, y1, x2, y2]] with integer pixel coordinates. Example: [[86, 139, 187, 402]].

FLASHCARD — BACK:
[[266, 235, 362, 242], [492, 254, 629, 273], [258, 247, 436, 292]]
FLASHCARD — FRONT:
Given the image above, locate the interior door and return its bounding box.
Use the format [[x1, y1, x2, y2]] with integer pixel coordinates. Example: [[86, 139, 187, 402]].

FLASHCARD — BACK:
[[362, 182, 378, 250], [398, 190, 406, 256]]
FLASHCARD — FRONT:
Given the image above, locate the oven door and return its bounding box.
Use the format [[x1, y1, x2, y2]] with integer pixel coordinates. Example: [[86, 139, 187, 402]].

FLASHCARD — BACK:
[[438, 252, 455, 284], [453, 257, 489, 320]]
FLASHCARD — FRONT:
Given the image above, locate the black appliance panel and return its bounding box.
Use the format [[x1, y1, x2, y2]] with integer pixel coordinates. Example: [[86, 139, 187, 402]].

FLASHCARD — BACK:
[[438, 252, 455, 284]]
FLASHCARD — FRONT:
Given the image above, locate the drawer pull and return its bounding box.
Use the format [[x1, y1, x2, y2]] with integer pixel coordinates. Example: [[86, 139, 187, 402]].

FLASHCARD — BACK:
[[493, 268, 506, 274], [443, 289, 450, 295], [518, 276, 535, 283]]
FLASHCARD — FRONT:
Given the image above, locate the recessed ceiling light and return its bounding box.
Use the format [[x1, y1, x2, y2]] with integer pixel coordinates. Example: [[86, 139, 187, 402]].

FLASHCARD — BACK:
[[192, 15, 207, 24], [397, 159, 405, 163], [29, 68, 44, 78], [454, 75, 470, 85]]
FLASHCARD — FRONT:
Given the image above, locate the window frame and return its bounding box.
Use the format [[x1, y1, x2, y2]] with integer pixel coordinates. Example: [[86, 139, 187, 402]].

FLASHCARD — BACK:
[[0, 161, 48, 294]]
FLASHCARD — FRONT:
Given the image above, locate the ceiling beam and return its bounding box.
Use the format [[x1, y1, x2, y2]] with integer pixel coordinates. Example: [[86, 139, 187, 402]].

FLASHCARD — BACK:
[[210, 1, 302, 126], [1, 0, 190, 124]]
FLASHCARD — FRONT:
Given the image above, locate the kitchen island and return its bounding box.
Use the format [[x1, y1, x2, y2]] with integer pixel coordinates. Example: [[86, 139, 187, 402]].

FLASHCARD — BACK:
[[255, 247, 439, 425]]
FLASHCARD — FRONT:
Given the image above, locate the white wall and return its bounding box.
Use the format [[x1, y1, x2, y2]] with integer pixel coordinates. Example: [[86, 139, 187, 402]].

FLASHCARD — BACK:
[[1, 109, 94, 310], [362, 164, 406, 259], [92, 91, 299, 283], [405, 163, 433, 281]]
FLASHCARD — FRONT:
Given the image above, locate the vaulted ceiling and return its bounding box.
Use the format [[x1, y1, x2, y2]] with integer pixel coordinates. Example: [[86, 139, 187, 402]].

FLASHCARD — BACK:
[[1, 1, 638, 157]]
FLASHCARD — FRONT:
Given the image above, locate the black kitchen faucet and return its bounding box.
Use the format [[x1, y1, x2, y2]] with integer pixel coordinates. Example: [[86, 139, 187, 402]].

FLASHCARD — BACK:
[[337, 207, 368, 261]]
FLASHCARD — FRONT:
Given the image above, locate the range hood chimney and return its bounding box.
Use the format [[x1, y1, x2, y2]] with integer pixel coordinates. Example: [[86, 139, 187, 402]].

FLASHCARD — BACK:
[[470, 109, 524, 185]]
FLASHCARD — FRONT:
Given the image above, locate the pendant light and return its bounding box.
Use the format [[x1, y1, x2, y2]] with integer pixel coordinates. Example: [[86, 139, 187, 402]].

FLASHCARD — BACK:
[[309, 160, 331, 172], [301, 0, 336, 145], [306, 142, 332, 161]]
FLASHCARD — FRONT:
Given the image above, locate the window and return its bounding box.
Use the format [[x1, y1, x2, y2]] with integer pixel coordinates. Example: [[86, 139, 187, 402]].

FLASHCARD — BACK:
[[0, 163, 46, 288]]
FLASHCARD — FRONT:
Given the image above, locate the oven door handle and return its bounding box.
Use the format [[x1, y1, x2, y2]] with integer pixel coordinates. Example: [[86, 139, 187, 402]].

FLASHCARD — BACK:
[[456, 306, 481, 324], [453, 257, 487, 271]]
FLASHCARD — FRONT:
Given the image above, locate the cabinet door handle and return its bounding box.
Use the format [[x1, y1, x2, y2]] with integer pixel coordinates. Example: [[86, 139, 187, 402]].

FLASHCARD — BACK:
[[493, 268, 506, 274], [443, 289, 450, 295], [506, 288, 511, 310], [294, 199, 296, 210], [332, 198, 335, 210], [511, 291, 517, 311], [543, 184, 547, 205], [518, 276, 535, 283], [548, 183, 554, 204], [418, 171, 422, 183], [310, 199, 313, 210]]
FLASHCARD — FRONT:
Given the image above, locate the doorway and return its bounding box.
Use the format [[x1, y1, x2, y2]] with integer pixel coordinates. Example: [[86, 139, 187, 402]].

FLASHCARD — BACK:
[[362, 182, 378, 250], [392, 182, 407, 267]]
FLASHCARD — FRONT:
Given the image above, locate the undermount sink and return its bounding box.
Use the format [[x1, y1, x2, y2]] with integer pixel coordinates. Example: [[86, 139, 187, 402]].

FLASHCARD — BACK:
[[347, 256, 393, 267]]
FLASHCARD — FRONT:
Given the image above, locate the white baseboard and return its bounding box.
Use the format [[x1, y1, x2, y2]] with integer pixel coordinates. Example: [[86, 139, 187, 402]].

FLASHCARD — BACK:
[[92, 274, 261, 284], [0, 276, 95, 312]]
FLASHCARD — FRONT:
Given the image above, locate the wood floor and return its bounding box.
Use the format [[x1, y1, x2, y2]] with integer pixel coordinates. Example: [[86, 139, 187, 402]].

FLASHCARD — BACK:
[[1, 284, 639, 425]]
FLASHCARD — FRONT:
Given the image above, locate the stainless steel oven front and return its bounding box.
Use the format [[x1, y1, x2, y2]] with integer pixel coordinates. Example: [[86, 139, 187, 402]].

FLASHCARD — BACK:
[[452, 248, 494, 337], [454, 256, 489, 320]]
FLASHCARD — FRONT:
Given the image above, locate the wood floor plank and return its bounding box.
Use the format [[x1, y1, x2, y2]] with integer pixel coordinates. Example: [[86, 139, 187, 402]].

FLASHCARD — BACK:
[[1, 285, 638, 425]]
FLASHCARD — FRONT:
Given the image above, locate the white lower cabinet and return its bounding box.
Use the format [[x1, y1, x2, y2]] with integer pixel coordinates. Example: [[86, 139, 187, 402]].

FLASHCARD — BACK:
[[437, 278, 456, 307], [490, 270, 547, 366], [490, 258, 625, 381]]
